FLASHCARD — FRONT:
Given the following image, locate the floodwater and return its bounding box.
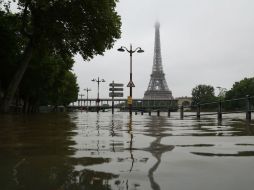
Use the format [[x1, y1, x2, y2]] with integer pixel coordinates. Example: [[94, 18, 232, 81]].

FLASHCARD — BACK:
[[0, 111, 254, 190]]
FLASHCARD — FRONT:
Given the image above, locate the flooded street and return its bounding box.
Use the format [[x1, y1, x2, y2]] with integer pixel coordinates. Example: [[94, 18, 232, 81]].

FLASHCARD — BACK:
[[1, 112, 254, 190]]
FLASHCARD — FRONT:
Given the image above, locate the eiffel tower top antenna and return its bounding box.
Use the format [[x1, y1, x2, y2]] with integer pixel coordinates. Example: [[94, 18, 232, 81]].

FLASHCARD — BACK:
[[155, 21, 160, 28]]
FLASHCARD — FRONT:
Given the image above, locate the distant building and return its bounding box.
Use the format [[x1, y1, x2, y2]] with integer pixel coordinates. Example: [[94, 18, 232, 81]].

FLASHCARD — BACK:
[[175, 96, 192, 106]]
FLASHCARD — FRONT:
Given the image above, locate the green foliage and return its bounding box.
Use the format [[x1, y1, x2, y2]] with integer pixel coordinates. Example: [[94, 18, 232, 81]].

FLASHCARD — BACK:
[[225, 77, 254, 110], [1, 0, 121, 112], [0, 10, 23, 89], [191, 84, 217, 106], [226, 78, 254, 98], [16, 0, 121, 60], [59, 71, 79, 106], [20, 52, 79, 107]]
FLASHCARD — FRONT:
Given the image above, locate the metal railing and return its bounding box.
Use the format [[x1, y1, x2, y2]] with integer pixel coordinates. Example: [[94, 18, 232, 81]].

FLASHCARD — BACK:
[[179, 95, 254, 120], [70, 95, 253, 120]]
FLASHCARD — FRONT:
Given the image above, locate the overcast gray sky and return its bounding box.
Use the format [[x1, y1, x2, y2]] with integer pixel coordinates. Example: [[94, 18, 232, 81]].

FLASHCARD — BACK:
[[73, 0, 254, 99]]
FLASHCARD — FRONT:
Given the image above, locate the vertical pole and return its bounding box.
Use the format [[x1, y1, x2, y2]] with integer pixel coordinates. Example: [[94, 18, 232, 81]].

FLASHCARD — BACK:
[[246, 95, 251, 120], [197, 103, 200, 119], [86, 89, 89, 112], [180, 105, 184, 119], [168, 109, 171, 117], [129, 44, 133, 116], [218, 100, 222, 120], [149, 110, 151, 116], [97, 78, 99, 113], [112, 81, 114, 114], [157, 110, 160, 116]]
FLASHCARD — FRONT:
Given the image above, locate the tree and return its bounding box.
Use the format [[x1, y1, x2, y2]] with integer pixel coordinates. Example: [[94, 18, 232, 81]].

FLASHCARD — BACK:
[[0, 10, 23, 105], [19, 52, 79, 112], [0, 0, 121, 112], [54, 71, 79, 107], [225, 77, 254, 110], [191, 84, 216, 106], [226, 78, 254, 99]]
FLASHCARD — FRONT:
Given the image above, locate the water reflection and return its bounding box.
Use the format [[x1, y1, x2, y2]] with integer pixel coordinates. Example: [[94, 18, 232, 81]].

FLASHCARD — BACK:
[[0, 113, 116, 190], [245, 121, 254, 135], [1, 112, 254, 190], [143, 116, 175, 190], [191, 151, 254, 157], [127, 116, 134, 172]]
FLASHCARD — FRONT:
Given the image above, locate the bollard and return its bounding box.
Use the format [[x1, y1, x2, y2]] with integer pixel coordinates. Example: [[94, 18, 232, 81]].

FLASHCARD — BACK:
[[246, 95, 251, 120], [135, 112, 137, 115], [149, 110, 151, 116], [168, 109, 171, 117], [141, 111, 144, 115], [217, 100, 222, 120], [157, 110, 160, 116], [180, 106, 184, 119], [197, 104, 200, 119]]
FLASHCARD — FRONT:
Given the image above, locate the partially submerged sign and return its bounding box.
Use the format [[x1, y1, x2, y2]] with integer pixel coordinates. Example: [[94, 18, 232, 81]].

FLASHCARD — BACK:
[[109, 81, 124, 114], [109, 82, 124, 97]]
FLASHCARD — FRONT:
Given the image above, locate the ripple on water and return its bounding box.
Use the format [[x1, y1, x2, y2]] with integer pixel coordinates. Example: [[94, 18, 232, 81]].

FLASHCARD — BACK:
[[0, 112, 254, 190]]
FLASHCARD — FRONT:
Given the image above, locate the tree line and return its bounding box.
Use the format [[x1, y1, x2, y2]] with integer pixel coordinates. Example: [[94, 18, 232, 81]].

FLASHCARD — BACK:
[[191, 77, 254, 110], [0, 0, 121, 113]]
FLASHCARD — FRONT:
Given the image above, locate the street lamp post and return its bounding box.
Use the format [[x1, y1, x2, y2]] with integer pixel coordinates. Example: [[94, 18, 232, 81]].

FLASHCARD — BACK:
[[84, 88, 91, 112], [118, 44, 144, 115], [92, 77, 105, 113]]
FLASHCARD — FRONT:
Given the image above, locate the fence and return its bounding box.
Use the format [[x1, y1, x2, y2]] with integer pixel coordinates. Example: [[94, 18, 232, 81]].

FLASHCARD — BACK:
[[180, 95, 254, 120]]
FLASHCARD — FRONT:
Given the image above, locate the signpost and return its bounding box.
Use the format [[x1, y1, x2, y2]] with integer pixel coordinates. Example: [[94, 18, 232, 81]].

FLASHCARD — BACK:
[[109, 81, 124, 114], [109, 88, 124, 91], [127, 81, 135, 87], [109, 83, 124, 87], [109, 92, 124, 97]]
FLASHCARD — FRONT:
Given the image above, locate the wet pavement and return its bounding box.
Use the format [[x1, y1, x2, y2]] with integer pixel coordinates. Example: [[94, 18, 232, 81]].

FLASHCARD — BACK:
[[0, 112, 254, 190]]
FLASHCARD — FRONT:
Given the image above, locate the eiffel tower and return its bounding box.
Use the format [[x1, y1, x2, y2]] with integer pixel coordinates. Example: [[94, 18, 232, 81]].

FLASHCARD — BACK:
[[144, 22, 173, 100]]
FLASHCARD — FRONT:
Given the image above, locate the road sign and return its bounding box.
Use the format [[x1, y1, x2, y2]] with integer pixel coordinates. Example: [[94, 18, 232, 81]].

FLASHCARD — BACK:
[[127, 81, 135, 87], [109, 92, 124, 97], [109, 88, 123, 91], [109, 83, 124, 87], [127, 96, 132, 104]]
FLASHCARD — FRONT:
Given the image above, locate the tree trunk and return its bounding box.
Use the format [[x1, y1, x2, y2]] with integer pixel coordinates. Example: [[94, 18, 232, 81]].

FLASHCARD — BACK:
[[0, 43, 33, 113]]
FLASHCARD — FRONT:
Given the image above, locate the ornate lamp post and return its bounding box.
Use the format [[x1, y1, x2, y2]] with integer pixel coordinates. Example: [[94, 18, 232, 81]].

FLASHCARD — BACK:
[[84, 88, 91, 111], [118, 44, 144, 115], [92, 77, 105, 113]]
